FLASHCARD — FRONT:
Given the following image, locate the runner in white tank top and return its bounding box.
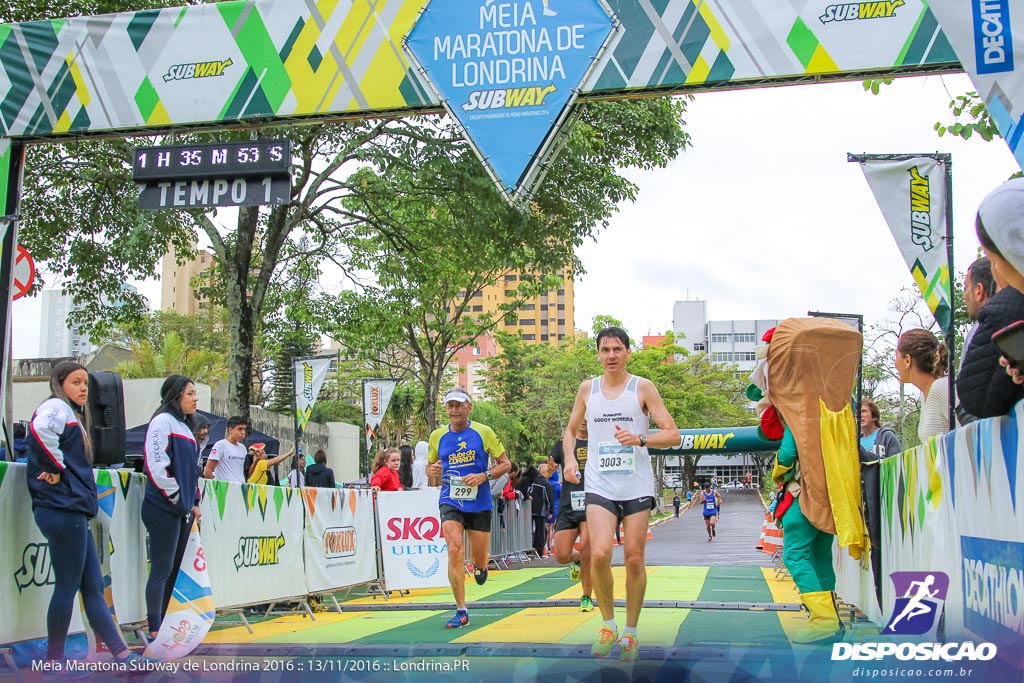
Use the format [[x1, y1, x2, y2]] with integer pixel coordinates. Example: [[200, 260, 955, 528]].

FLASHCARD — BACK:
[[561, 327, 681, 662], [584, 375, 656, 501]]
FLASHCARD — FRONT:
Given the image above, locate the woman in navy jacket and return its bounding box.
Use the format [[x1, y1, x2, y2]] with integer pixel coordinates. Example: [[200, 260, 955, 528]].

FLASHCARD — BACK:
[[141, 375, 200, 638], [27, 361, 141, 668]]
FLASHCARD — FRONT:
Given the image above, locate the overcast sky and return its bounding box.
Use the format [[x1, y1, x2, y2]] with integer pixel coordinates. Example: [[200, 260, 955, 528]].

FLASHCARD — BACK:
[[574, 74, 1020, 341], [13, 73, 1021, 359]]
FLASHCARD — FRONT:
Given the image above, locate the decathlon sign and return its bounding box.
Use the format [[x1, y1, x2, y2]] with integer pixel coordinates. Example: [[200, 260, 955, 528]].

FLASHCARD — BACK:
[[961, 537, 1024, 654], [973, 0, 1015, 74], [405, 0, 617, 203]]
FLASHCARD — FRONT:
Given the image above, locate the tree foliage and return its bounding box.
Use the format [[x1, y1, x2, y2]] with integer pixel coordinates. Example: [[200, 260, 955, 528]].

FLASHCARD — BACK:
[[113, 331, 226, 385]]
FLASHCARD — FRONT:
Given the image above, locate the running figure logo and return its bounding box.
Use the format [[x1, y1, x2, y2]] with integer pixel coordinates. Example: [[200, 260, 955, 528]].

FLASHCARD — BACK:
[[881, 571, 949, 635]]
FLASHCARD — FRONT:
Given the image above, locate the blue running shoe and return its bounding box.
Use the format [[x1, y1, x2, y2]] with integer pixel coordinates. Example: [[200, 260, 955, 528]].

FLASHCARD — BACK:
[[445, 610, 470, 628]]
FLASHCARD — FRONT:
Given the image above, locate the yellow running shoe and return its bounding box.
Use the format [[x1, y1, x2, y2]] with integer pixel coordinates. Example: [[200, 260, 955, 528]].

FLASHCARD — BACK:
[[591, 626, 618, 658], [569, 561, 581, 582], [619, 633, 639, 662]]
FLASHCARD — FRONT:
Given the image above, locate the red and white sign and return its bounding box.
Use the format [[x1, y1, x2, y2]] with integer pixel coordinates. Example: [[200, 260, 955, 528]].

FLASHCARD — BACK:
[[13, 245, 34, 300], [376, 489, 450, 590]]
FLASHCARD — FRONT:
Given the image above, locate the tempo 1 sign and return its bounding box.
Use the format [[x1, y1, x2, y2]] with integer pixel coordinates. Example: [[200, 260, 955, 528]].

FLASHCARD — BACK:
[[138, 176, 290, 209], [133, 139, 292, 209]]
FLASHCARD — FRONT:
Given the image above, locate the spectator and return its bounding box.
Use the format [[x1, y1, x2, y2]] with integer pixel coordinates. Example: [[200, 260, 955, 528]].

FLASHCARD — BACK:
[[305, 449, 336, 489], [27, 361, 146, 670], [370, 447, 404, 492], [896, 329, 957, 440], [398, 444, 414, 489], [203, 416, 248, 482], [672, 493, 681, 518], [859, 398, 901, 607], [245, 444, 295, 485], [0, 423, 30, 462], [286, 459, 305, 487], [191, 413, 211, 463], [520, 465, 554, 558], [956, 258, 997, 425], [411, 441, 429, 489], [142, 375, 201, 639]]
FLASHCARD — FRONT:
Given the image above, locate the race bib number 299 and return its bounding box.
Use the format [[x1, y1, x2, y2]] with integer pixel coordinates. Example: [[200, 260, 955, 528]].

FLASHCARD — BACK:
[[450, 476, 477, 500]]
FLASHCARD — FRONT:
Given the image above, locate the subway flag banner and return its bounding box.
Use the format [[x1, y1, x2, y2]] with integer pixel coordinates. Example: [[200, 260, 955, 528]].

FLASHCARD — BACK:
[[857, 157, 952, 333], [294, 355, 333, 435]]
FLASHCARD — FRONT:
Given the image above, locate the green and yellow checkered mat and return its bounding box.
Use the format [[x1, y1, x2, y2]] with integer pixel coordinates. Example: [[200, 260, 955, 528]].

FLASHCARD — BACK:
[[204, 566, 815, 647]]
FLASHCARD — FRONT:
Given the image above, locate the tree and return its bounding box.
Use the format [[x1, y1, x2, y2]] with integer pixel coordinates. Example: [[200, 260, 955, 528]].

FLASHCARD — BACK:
[[330, 99, 690, 431], [113, 331, 226, 385], [482, 331, 600, 454]]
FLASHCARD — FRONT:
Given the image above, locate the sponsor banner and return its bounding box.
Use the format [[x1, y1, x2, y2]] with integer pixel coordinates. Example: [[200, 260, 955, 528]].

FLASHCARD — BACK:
[[102, 470, 148, 626], [930, 0, 1024, 168], [405, 0, 617, 200], [294, 355, 334, 435], [363, 379, 397, 454], [878, 404, 1024, 640], [0, 462, 85, 643], [144, 522, 215, 659], [301, 487, 377, 594], [857, 157, 953, 332], [833, 542, 885, 625], [377, 489, 450, 591], [0, 0, 961, 140], [198, 479, 306, 608]]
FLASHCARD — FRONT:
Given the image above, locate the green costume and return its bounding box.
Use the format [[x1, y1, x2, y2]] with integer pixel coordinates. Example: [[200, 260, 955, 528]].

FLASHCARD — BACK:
[[761, 319, 869, 644]]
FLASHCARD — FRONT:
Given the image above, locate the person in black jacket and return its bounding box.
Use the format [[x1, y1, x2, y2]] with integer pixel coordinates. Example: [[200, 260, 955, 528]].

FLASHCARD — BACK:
[[305, 449, 336, 488], [141, 375, 200, 639], [520, 465, 554, 557], [957, 268, 1024, 419], [28, 361, 145, 669]]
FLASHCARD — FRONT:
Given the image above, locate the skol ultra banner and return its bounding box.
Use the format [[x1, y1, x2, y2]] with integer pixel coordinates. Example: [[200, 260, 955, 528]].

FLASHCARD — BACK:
[[144, 523, 215, 660], [857, 156, 953, 333], [362, 378, 397, 454], [198, 479, 306, 608], [301, 487, 377, 594], [376, 489, 450, 591], [294, 355, 334, 436]]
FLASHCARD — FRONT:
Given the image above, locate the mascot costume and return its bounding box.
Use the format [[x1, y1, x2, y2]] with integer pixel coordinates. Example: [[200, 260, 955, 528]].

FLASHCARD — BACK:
[[749, 318, 869, 644]]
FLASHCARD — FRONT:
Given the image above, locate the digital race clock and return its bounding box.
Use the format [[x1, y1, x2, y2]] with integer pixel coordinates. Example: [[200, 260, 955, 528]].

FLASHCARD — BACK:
[[132, 139, 292, 182]]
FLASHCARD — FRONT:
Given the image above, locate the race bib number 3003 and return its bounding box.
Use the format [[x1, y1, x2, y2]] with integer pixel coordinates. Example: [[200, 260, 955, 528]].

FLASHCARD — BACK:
[[597, 443, 636, 475]]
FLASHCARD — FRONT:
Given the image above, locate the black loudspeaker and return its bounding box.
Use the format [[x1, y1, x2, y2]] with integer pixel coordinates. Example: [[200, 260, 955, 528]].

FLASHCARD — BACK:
[[87, 371, 126, 467]]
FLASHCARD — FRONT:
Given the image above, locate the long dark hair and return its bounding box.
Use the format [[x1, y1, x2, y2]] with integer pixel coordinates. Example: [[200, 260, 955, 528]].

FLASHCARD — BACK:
[[49, 361, 93, 462], [398, 444, 414, 488], [152, 374, 196, 430]]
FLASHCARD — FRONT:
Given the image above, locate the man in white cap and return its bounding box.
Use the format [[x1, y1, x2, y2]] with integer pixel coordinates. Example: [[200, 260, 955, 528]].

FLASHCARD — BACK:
[[426, 386, 510, 629]]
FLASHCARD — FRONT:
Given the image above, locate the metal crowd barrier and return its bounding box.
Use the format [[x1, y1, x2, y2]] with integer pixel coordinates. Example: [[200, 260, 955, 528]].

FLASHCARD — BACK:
[[464, 496, 537, 568]]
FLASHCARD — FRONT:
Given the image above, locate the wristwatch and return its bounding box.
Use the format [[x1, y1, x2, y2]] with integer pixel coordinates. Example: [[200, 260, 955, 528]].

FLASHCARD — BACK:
[[639, 435, 648, 447], [485, 470, 492, 480]]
